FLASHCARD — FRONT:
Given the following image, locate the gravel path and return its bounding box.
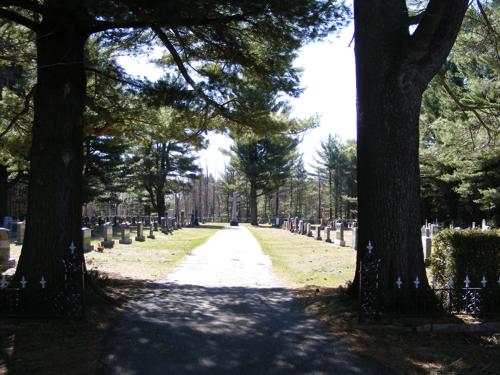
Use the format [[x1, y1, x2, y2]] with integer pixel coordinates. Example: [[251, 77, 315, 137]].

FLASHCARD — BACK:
[[97, 226, 390, 374]]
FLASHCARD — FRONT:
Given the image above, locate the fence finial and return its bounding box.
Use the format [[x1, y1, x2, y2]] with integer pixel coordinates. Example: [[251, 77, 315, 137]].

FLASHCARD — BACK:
[[414, 276, 420, 289], [40, 276, 47, 289], [396, 276, 402, 289], [367, 241, 373, 254]]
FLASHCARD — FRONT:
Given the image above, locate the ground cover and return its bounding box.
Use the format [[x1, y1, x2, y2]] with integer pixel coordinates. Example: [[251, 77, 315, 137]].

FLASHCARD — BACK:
[[248, 224, 500, 374], [1, 224, 224, 375], [247, 224, 355, 287]]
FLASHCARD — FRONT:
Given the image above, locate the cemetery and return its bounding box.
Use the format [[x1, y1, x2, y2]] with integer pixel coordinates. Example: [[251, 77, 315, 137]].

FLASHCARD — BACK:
[[1, 1, 499, 374]]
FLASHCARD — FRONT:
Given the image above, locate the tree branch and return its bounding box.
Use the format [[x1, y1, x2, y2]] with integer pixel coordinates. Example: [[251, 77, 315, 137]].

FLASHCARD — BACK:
[[152, 26, 244, 125], [85, 66, 144, 89], [0, 84, 36, 141], [0, 8, 40, 31], [440, 74, 494, 142], [476, 0, 498, 39], [91, 13, 247, 33], [0, 0, 46, 14], [407, 0, 469, 84]]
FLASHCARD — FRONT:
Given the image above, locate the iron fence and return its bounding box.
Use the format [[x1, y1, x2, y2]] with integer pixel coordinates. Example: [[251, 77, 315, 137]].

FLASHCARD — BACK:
[[359, 242, 500, 321], [0, 241, 85, 319]]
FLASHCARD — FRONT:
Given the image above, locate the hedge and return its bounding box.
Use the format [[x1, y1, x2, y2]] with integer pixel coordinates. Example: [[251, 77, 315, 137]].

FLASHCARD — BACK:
[[430, 229, 500, 288]]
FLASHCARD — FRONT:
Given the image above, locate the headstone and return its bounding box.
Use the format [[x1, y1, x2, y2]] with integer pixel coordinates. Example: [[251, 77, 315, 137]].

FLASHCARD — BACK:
[[324, 226, 332, 243], [472, 222, 476, 229], [82, 227, 94, 253], [422, 233, 432, 260], [334, 222, 346, 246], [135, 222, 145, 242], [315, 226, 322, 240], [275, 217, 280, 228], [306, 223, 312, 237], [351, 226, 358, 250], [119, 223, 132, 244], [102, 223, 115, 248], [15, 221, 25, 245], [148, 225, 155, 239], [0, 228, 16, 270], [481, 219, 490, 231]]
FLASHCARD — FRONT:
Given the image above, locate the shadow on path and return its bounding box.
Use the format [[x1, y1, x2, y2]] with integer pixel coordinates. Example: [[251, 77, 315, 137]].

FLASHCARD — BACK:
[[98, 283, 390, 375]]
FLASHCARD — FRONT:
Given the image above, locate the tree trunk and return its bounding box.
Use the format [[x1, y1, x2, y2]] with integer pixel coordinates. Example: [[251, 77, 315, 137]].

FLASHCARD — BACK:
[[328, 170, 333, 220], [352, 0, 468, 311], [249, 181, 258, 225], [275, 190, 279, 218], [156, 189, 166, 219], [317, 169, 321, 223], [0, 164, 7, 220], [14, 14, 89, 290]]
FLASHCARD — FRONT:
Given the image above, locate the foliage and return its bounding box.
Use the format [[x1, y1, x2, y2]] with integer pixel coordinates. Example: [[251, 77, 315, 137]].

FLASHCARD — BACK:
[[430, 229, 500, 288], [231, 135, 298, 195], [314, 135, 357, 219], [420, 2, 500, 225]]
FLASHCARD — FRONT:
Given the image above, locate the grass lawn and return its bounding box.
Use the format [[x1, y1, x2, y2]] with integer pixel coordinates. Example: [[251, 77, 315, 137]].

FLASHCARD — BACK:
[[247, 224, 356, 287], [1, 223, 224, 375], [85, 224, 225, 281], [248, 224, 500, 375]]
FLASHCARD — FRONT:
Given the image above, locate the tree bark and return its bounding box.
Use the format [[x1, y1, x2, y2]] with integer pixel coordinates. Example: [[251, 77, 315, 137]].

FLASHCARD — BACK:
[[0, 164, 7, 220], [249, 181, 258, 225], [14, 12, 89, 290], [352, 0, 468, 310]]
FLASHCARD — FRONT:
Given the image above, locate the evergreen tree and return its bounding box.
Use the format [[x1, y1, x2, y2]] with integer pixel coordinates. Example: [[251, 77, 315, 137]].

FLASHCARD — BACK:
[[0, 0, 349, 290], [231, 135, 298, 225], [420, 2, 500, 225]]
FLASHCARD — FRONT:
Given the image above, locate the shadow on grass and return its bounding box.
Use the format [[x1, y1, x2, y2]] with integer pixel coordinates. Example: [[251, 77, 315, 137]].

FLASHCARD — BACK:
[[0, 275, 154, 375], [297, 287, 500, 374], [196, 224, 227, 230]]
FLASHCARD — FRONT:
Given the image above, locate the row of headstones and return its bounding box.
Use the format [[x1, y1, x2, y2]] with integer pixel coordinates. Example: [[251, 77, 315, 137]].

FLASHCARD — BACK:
[[81, 212, 187, 230], [282, 219, 358, 249], [421, 219, 492, 261], [82, 218, 181, 252]]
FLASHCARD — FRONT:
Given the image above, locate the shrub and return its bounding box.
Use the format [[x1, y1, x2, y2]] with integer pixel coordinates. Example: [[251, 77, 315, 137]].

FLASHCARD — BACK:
[[430, 229, 500, 288]]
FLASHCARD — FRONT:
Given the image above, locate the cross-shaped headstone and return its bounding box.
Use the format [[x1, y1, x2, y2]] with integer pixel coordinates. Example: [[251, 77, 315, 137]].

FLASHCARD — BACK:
[[396, 277, 403, 289], [69, 241, 76, 255], [464, 275, 471, 288], [366, 241, 373, 254], [481, 276, 487, 288], [414, 276, 420, 289], [20, 276, 27, 289], [40, 276, 47, 289], [0, 276, 7, 289]]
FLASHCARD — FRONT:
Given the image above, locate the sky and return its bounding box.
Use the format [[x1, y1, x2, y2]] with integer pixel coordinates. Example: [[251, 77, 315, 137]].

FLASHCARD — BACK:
[[118, 22, 357, 177]]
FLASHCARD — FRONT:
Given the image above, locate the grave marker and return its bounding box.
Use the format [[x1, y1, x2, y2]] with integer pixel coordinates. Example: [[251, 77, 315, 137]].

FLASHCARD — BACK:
[[0, 228, 16, 270], [82, 227, 94, 253], [119, 223, 132, 244], [334, 222, 346, 246], [135, 222, 146, 242], [102, 223, 115, 248]]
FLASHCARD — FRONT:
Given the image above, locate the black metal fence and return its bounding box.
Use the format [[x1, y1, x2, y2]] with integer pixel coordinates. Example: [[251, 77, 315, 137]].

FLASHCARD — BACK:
[[359, 242, 500, 321], [0, 242, 85, 319]]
